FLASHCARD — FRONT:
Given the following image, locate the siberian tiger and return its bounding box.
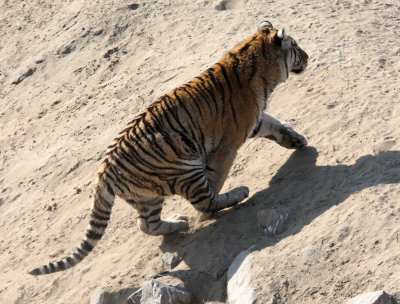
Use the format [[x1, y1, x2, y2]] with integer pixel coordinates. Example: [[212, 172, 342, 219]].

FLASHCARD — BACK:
[[29, 21, 308, 276]]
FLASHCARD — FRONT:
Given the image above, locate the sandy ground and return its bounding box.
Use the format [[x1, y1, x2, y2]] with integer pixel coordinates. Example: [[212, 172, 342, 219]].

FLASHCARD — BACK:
[[1, 0, 400, 303]]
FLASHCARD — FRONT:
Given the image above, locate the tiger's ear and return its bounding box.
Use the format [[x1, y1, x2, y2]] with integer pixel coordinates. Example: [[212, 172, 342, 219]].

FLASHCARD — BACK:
[[274, 28, 286, 46], [258, 21, 273, 29]]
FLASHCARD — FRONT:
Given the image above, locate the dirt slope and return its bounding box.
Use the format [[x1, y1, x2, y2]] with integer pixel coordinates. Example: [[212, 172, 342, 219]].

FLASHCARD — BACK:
[[1, 0, 399, 303]]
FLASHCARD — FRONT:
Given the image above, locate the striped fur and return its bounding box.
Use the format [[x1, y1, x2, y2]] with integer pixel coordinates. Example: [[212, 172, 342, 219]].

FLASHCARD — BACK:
[[29, 21, 308, 276]]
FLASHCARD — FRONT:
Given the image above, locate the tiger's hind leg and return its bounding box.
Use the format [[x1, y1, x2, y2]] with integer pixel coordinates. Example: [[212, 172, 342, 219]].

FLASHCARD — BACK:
[[250, 112, 307, 150], [175, 170, 249, 213], [126, 197, 189, 236]]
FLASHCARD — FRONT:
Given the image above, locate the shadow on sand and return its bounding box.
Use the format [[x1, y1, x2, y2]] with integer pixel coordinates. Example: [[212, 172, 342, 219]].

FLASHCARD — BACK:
[[158, 147, 400, 303]]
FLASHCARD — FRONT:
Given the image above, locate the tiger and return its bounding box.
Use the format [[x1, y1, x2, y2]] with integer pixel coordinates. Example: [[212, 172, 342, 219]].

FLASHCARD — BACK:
[[29, 21, 308, 276]]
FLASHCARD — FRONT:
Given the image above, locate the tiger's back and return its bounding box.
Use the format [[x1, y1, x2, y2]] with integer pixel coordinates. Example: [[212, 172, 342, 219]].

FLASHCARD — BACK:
[[29, 21, 308, 276]]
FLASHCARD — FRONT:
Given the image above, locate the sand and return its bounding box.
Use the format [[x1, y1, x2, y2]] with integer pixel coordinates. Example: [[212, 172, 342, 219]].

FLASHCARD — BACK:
[[1, 0, 399, 303]]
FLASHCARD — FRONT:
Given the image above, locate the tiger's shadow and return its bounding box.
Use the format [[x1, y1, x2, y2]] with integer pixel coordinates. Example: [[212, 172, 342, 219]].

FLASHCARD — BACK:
[[159, 146, 400, 303]]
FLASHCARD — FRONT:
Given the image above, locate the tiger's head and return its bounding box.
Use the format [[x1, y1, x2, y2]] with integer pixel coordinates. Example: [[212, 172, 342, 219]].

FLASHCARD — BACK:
[[258, 21, 309, 78]]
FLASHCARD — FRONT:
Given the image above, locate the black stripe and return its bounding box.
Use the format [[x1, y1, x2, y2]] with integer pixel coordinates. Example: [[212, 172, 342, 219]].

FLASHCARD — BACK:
[[147, 218, 161, 224], [92, 211, 110, 222], [172, 91, 198, 138], [137, 208, 162, 220], [81, 239, 94, 252], [134, 124, 167, 164], [120, 135, 166, 170], [44, 265, 50, 274], [187, 82, 213, 114], [239, 42, 251, 54], [182, 175, 207, 198], [97, 191, 113, 209], [191, 194, 210, 205], [150, 221, 163, 233], [93, 201, 112, 217], [86, 229, 103, 240], [248, 52, 258, 82], [90, 219, 108, 228], [114, 148, 152, 186], [249, 120, 262, 138], [106, 164, 130, 193], [49, 263, 56, 272], [228, 52, 242, 87], [206, 69, 223, 112], [216, 63, 238, 128], [195, 76, 219, 113], [57, 260, 66, 271], [141, 111, 172, 159], [261, 38, 267, 58], [92, 206, 111, 217], [110, 151, 138, 181], [180, 172, 205, 196], [73, 252, 84, 261], [261, 76, 269, 109], [66, 256, 76, 266], [205, 165, 215, 172], [182, 86, 204, 120], [164, 95, 199, 153], [104, 179, 115, 196], [111, 157, 146, 189], [179, 169, 204, 188], [103, 159, 129, 193], [103, 170, 125, 194]]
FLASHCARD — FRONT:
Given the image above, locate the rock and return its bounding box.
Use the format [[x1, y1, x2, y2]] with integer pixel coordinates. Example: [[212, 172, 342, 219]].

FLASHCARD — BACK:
[[90, 288, 108, 304], [392, 290, 400, 302], [56, 42, 76, 56], [126, 3, 139, 10], [227, 248, 255, 304], [127, 288, 141, 304], [90, 287, 139, 304], [257, 207, 291, 236], [135, 276, 193, 304], [228, 248, 276, 304], [11, 66, 37, 85], [346, 290, 398, 304], [162, 252, 181, 269], [227, 246, 277, 304]]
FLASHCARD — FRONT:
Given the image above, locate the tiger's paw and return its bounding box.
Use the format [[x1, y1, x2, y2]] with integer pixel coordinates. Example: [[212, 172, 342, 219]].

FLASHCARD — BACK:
[[166, 214, 189, 232], [278, 123, 307, 150], [228, 186, 250, 205]]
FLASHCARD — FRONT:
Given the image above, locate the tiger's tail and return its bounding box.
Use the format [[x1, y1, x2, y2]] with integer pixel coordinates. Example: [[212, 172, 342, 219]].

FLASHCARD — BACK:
[[29, 173, 115, 276]]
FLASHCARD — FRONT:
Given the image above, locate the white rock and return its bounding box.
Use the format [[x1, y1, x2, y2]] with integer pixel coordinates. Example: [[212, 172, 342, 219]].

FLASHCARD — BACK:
[[162, 252, 181, 269], [90, 288, 107, 304], [227, 247, 256, 304]]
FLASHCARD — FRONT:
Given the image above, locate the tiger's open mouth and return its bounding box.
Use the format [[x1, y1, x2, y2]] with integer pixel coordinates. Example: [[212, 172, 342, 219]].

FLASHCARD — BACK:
[[291, 62, 307, 74]]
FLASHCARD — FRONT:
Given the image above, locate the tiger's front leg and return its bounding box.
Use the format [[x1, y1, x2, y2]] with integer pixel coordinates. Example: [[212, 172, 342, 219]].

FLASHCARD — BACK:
[[250, 112, 307, 150]]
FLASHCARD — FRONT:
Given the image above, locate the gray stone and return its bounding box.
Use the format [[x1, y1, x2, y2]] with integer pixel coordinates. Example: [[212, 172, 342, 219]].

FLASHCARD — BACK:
[[90, 287, 140, 304], [346, 290, 398, 304], [392, 290, 400, 302], [127, 288, 142, 304], [162, 252, 181, 269], [56, 42, 76, 56], [257, 207, 291, 236], [11, 66, 37, 85], [138, 277, 193, 304]]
